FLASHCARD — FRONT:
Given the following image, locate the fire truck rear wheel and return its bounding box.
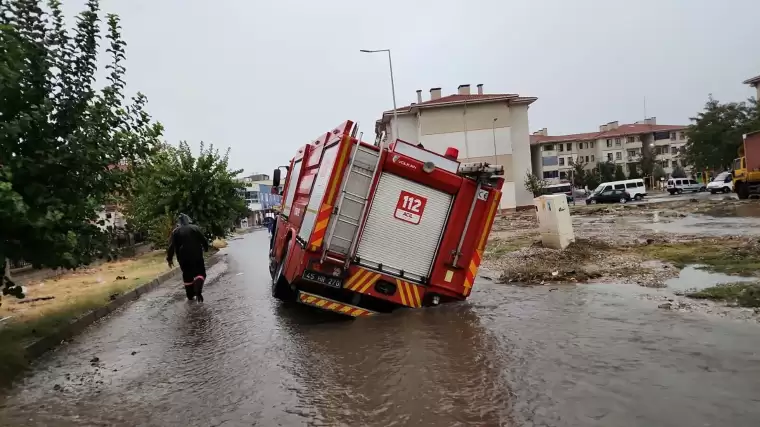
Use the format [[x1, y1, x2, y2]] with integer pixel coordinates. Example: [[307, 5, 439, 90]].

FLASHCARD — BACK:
[[272, 244, 295, 301]]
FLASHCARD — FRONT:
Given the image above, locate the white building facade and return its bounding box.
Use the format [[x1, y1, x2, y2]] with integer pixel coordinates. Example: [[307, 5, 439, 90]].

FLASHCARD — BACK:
[[530, 118, 690, 180], [375, 84, 538, 210]]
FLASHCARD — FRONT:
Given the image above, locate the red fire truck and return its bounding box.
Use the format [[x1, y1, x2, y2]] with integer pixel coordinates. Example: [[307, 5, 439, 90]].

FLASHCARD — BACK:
[[269, 120, 504, 317]]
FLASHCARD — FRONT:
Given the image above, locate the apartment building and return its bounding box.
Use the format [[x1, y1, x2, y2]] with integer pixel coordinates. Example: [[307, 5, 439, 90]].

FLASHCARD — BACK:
[[237, 173, 282, 226], [530, 118, 690, 181], [744, 73, 760, 100], [375, 84, 538, 209]]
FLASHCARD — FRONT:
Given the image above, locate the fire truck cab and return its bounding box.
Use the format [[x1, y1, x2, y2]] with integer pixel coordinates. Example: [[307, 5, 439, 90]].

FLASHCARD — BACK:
[[269, 121, 504, 317]]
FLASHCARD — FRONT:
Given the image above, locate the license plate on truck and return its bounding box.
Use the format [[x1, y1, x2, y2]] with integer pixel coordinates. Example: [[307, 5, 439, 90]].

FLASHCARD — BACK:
[[302, 270, 343, 288]]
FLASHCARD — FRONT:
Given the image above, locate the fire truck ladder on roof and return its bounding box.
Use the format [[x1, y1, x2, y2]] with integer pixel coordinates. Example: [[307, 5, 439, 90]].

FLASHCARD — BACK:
[[321, 133, 381, 267]]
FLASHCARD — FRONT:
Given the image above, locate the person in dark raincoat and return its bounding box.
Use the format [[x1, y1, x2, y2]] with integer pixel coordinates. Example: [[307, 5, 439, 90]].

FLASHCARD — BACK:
[[166, 214, 209, 302]]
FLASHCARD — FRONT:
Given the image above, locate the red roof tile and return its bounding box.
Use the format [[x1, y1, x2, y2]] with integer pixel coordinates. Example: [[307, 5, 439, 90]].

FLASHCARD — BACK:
[[382, 93, 536, 116], [530, 123, 687, 146], [743, 74, 760, 85], [530, 132, 600, 145]]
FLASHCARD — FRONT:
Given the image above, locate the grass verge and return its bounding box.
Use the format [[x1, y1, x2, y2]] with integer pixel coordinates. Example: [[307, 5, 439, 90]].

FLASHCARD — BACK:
[[632, 239, 760, 276], [485, 233, 539, 259], [0, 250, 171, 385], [686, 283, 760, 307]]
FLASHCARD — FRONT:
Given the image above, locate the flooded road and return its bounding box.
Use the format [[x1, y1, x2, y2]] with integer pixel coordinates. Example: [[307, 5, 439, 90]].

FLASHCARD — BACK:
[[2, 231, 760, 426]]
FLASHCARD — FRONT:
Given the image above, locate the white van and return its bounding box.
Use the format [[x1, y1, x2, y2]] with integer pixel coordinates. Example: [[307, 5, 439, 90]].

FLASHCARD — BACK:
[[593, 179, 647, 200], [706, 171, 733, 194], [666, 178, 704, 194]]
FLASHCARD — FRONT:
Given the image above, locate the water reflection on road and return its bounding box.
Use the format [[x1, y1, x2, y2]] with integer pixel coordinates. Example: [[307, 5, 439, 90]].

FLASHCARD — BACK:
[[1, 231, 760, 426]]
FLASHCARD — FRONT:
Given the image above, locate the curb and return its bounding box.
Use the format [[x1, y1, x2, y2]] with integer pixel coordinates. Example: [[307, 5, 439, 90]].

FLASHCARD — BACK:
[[23, 252, 225, 361]]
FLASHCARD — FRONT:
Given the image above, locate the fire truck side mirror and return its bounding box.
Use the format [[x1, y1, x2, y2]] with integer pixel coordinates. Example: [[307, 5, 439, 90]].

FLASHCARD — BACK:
[[272, 168, 281, 188]]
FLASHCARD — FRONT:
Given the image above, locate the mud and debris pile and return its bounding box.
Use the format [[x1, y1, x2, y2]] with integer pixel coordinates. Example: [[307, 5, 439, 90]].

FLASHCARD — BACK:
[[482, 199, 760, 288], [487, 239, 678, 287]]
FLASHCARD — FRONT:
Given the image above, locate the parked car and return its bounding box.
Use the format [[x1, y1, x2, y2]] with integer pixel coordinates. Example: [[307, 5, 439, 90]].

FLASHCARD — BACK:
[[706, 171, 733, 194], [586, 188, 632, 204], [591, 179, 647, 201], [666, 178, 705, 194]]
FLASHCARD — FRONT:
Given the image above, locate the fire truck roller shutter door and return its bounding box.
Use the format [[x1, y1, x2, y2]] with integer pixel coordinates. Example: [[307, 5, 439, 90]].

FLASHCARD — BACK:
[[355, 173, 453, 282]]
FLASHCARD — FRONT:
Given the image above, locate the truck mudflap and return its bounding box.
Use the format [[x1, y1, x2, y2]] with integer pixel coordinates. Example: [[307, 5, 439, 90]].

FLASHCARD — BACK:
[[297, 291, 377, 317]]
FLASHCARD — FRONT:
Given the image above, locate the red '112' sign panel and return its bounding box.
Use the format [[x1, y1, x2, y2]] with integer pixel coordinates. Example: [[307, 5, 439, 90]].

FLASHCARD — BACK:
[[394, 191, 427, 225]]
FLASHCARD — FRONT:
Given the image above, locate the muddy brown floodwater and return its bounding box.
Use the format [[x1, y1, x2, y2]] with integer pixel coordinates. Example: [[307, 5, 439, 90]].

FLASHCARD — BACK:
[[2, 231, 760, 426]]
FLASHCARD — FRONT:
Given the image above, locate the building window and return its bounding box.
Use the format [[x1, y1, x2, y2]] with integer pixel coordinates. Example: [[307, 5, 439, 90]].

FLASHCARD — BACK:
[[615, 152, 622, 160], [590, 155, 595, 162], [542, 156, 559, 166], [543, 171, 559, 179], [590, 141, 595, 148], [627, 150, 636, 158], [559, 171, 567, 180], [567, 143, 572, 151], [607, 153, 613, 161], [585, 155, 590, 163], [245, 191, 260, 203], [670, 146, 678, 154], [670, 132, 677, 141], [627, 136, 635, 143], [606, 139, 612, 148], [679, 132, 685, 140], [559, 158, 565, 166], [544, 144, 554, 151], [615, 138, 621, 146], [671, 160, 678, 168], [558, 144, 564, 152]]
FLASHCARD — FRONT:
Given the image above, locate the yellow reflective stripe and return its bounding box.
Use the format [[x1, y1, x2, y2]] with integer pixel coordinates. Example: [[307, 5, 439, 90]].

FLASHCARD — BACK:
[[314, 217, 330, 232], [404, 282, 415, 307], [345, 269, 369, 290], [412, 285, 421, 308], [478, 194, 500, 251], [359, 273, 380, 293], [397, 279, 407, 306]]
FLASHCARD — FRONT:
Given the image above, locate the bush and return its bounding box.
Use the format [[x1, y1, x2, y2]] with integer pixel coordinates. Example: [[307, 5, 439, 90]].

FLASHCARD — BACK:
[[523, 171, 547, 197]]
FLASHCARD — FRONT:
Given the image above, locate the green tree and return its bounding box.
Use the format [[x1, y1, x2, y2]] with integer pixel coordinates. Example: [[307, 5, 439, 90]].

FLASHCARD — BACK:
[[126, 142, 247, 248], [652, 164, 666, 180], [598, 161, 616, 182], [570, 159, 586, 188], [640, 141, 656, 178], [523, 171, 547, 197], [683, 95, 760, 170], [627, 164, 641, 179], [614, 165, 627, 181], [584, 170, 601, 190], [671, 165, 687, 178], [1, 0, 162, 299]]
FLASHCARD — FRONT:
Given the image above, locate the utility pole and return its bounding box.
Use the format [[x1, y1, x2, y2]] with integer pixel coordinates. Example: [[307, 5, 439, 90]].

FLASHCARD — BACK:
[[491, 118, 498, 166], [360, 49, 398, 143]]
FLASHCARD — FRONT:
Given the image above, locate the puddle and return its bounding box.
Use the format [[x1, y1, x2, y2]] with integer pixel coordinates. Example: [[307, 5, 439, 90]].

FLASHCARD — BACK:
[[665, 265, 759, 292], [634, 214, 760, 236], [701, 203, 760, 218]]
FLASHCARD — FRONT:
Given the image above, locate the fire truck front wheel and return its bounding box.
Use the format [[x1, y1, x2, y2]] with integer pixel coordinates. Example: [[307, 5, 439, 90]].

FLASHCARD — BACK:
[[272, 245, 296, 302]]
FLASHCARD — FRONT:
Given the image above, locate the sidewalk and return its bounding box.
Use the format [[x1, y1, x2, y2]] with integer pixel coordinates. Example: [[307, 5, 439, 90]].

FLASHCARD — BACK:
[[0, 250, 177, 384]]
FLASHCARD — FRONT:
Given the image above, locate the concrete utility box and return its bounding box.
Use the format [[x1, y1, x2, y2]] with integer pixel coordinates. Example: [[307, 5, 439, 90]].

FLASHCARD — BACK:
[[534, 194, 575, 250]]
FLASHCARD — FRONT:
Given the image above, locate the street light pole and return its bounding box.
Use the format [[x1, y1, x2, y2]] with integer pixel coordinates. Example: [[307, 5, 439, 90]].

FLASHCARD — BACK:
[[361, 49, 398, 144], [491, 118, 498, 166]]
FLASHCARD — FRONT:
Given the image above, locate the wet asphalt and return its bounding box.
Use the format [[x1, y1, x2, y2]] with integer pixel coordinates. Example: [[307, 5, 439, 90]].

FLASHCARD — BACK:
[[1, 230, 760, 427]]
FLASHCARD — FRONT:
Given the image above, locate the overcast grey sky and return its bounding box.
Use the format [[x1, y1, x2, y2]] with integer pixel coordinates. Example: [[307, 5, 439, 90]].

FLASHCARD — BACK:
[[63, 0, 760, 176]]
